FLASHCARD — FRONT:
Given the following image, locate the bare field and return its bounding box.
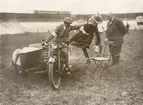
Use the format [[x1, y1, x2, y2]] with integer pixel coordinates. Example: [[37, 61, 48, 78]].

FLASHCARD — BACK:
[[0, 30, 143, 105]]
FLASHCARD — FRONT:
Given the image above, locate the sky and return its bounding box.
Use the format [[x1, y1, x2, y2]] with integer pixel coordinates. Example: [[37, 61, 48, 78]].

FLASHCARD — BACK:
[[0, 0, 143, 14]]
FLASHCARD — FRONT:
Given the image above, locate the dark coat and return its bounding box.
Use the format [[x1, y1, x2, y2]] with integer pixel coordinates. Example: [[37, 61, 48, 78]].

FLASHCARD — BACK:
[[106, 18, 126, 45], [70, 24, 101, 48]]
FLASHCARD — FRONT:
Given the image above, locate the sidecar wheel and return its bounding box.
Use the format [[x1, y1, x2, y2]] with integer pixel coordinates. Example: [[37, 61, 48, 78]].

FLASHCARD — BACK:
[[12, 61, 25, 75], [12, 48, 25, 75], [48, 62, 62, 89]]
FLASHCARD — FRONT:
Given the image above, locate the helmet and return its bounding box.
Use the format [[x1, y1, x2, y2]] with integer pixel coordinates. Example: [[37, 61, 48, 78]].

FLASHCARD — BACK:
[[88, 15, 102, 25], [63, 17, 73, 24]]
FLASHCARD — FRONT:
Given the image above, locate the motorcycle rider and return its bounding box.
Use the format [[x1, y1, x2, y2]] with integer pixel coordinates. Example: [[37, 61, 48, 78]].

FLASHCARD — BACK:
[[46, 17, 85, 74]]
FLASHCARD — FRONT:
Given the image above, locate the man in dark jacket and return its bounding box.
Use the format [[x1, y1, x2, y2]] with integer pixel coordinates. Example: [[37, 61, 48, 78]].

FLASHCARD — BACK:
[[105, 13, 126, 65]]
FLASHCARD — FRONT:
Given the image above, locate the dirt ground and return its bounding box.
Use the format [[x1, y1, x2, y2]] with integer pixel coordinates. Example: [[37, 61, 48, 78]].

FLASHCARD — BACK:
[[0, 30, 143, 105]]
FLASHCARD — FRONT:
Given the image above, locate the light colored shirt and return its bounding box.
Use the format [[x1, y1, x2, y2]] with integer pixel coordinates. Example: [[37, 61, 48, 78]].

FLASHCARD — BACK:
[[51, 26, 66, 37]]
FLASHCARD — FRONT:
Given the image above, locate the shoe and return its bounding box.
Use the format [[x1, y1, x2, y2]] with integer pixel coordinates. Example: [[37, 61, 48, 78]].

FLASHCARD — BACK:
[[108, 63, 119, 69], [109, 63, 118, 66], [85, 58, 91, 65]]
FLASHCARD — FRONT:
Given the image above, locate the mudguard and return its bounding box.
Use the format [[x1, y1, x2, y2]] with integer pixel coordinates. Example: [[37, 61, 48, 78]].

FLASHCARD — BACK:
[[12, 49, 21, 66]]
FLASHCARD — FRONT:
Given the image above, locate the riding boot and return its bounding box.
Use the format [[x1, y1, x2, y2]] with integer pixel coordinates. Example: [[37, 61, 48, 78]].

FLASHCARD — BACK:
[[65, 55, 71, 74]]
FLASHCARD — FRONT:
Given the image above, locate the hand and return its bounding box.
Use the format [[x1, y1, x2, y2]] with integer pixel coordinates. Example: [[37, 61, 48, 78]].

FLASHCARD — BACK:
[[85, 58, 91, 65], [104, 38, 109, 44], [104, 38, 114, 45], [42, 40, 50, 49], [64, 41, 71, 45]]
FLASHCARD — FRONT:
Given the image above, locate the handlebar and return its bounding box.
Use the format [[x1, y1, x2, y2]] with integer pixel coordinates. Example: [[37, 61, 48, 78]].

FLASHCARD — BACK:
[[41, 39, 73, 50]]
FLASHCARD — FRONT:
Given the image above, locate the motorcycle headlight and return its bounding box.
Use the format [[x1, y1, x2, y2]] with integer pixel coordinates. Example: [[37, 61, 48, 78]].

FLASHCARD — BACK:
[[51, 43, 57, 49]]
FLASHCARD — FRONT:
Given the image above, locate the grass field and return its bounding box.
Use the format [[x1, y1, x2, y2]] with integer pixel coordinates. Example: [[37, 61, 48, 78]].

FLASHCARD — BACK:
[[0, 30, 143, 105], [0, 20, 140, 35]]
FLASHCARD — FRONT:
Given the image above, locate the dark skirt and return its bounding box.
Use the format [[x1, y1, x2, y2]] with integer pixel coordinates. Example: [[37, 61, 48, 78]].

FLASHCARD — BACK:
[[70, 31, 94, 48]]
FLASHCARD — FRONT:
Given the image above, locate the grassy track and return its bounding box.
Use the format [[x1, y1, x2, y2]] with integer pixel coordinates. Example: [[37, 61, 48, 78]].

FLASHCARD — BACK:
[[0, 30, 143, 105]]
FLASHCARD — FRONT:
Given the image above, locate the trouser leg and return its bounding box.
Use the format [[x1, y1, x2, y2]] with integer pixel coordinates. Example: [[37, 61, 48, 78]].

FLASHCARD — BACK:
[[65, 54, 69, 67], [82, 48, 89, 58], [82, 48, 91, 64], [113, 55, 120, 64], [109, 45, 122, 65], [99, 44, 103, 56], [62, 47, 69, 67], [127, 29, 129, 35], [62, 47, 71, 74]]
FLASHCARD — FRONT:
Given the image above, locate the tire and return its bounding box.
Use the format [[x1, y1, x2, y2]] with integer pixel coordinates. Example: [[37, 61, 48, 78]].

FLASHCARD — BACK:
[[12, 48, 24, 75], [48, 62, 62, 89], [12, 60, 25, 75], [12, 60, 18, 72], [48, 50, 66, 89]]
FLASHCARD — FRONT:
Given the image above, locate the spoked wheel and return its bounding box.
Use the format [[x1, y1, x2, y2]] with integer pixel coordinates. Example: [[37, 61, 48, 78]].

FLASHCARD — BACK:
[[48, 62, 62, 89], [48, 51, 66, 89]]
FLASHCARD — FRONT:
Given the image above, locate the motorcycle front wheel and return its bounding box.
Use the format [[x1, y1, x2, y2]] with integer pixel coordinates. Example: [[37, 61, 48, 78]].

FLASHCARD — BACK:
[[48, 62, 62, 89]]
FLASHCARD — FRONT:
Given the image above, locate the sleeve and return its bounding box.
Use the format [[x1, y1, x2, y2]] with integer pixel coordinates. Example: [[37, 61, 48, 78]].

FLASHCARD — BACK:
[[51, 25, 60, 37], [71, 23, 86, 30], [79, 26, 89, 35], [46, 25, 60, 43], [46, 34, 54, 43], [117, 20, 126, 35]]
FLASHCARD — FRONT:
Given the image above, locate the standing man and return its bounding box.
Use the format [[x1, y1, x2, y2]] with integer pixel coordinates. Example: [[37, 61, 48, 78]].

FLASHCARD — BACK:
[[105, 13, 126, 65], [126, 22, 130, 35]]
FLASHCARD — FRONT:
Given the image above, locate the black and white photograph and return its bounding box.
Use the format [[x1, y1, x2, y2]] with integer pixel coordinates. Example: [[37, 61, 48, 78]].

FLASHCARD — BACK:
[[0, 0, 143, 104]]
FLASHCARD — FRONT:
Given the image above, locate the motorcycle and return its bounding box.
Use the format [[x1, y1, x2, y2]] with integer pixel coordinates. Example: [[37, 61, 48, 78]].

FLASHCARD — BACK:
[[12, 40, 70, 89]]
